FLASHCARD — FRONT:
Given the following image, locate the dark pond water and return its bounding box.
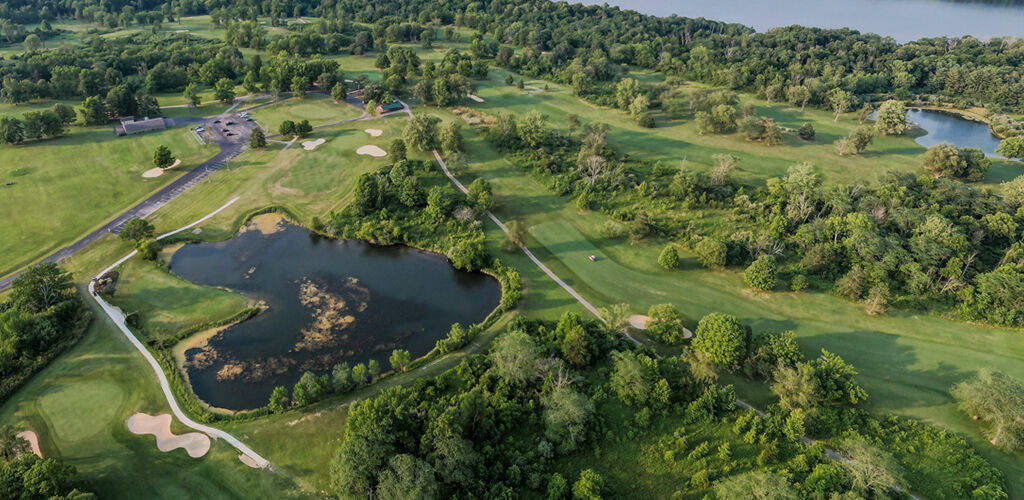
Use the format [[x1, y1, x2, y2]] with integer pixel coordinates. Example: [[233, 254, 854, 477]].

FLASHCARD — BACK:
[[909, 109, 1003, 157], [576, 0, 1024, 42], [169, 216, 501, 410]]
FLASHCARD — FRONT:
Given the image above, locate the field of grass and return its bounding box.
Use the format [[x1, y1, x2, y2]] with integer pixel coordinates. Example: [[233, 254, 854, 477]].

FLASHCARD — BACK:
[[247, 94, 363, 133], [0, 292, 300, 498], [0, 124, 216, 279], [109, 256, 248, 341]]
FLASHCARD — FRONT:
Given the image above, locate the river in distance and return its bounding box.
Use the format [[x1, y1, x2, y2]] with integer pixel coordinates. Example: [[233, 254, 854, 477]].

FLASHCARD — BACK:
[[574, 0, 1024, 42]]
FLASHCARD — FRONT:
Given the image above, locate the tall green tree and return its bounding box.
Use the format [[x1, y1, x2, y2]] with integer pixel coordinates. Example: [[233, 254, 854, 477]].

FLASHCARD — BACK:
[[692, 313, 748, 366], [214, 78, 235, 104], [875, 100, 907, 136], [153, 145, 174, 168]]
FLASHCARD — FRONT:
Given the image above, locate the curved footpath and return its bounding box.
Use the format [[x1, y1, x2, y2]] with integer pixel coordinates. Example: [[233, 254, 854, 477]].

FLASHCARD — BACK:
[[88, 196, 271, 469]]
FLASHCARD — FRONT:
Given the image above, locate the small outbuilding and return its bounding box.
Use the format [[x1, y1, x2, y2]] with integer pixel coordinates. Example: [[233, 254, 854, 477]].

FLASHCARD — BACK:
[[117, 116, 167, 136], [376, 101, 403, 114]]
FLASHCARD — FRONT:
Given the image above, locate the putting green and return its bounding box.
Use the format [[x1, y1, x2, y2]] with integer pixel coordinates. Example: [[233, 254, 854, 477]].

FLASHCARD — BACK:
[[39, 380, 125, 443]]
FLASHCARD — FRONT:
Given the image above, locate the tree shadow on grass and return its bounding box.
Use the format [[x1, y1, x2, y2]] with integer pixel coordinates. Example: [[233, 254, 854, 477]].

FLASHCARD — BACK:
[[798, 329, 973, 415]]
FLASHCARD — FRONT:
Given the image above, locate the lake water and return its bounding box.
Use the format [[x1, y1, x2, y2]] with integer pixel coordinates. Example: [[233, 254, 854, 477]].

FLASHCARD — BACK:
[[909, 109, 1003, 157], [170, 215, 501, 410], [575, 0, 1024, 42]]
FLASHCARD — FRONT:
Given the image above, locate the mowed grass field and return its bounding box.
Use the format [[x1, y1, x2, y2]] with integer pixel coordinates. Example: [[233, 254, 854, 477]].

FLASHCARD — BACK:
[[0, 122, 216, 278], [247, 94, 363, 132], [110, 256, 248, 342], [0, 292, 300, 498]]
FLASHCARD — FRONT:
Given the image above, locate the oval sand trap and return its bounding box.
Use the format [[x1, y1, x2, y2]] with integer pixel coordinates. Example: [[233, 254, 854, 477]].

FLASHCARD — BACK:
[[627, 315, 651, 329], [364, 128, 383, 137], [16, 430, 42, 458], [142, 159, 182, 178], [127, 413, 211, 458], [356, 145, 387, 157], [468, 94, 485, 103], [302, 138, 326, 151]]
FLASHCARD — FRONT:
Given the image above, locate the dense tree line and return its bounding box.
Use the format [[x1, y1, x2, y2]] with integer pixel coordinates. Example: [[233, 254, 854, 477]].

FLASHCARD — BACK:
[[0, 263, 89, 402], [327, 310, 1006, 498]]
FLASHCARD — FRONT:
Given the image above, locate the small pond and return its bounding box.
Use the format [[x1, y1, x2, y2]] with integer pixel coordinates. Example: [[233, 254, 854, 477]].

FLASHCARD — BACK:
[[908, 109, 1003, 158], [169, 215, 502, 410]]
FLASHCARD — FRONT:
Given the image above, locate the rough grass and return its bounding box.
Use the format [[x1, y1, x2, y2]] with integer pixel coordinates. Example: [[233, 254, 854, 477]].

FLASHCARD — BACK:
[[0, 125, 215, 278]]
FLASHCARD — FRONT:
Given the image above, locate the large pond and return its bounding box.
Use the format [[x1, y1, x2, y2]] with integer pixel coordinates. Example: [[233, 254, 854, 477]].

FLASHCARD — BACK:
[[170, 215, 502, 410], [574, 0, 1024, 42], [908, 109, 1003, 157]]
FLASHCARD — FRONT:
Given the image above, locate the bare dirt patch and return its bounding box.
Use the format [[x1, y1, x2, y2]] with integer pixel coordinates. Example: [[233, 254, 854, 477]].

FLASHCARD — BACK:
[[356, 145, 387, 157], [126, 413, 211, 458], [243, 213, 286, 236], [16, 430, 42, 458]]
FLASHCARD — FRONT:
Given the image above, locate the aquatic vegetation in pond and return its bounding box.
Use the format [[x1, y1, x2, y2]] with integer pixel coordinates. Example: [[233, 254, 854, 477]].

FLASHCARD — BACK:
[[170, 215, 501, 410]]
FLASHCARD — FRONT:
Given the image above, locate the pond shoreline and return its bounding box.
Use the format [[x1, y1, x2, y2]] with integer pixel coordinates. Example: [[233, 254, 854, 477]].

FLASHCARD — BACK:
[[912, 105, 1007, 140], [163, 211, 507, 413]]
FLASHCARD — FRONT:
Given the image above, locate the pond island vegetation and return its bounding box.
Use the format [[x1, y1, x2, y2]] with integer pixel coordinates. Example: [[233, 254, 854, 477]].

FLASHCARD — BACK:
[[2, 0, 1024, 498]]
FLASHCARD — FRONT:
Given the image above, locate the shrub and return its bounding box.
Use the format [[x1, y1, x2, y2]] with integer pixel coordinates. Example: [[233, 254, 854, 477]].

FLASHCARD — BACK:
[[798, 122, 815, 140], [790, 274, 808, 292], [658, 245, 680, 270], [744, 255, 777, 291], [694, 238, 727, 269]]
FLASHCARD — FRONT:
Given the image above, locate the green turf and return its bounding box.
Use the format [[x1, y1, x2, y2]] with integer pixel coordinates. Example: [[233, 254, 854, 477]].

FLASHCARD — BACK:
[[0, 125, 216, 279], [108, 257, 248, 341], [247, 94, 363, 133]]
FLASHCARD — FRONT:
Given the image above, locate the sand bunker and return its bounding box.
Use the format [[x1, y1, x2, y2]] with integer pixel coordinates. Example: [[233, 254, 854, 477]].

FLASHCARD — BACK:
[[16, 430, 42, 458], [356, 145, 387, 157], [526, 86, 544, 94], [364, 128, 383, 137], [626, 315, 693, 338], [142, 159, 182, 178], [468, 94, 485, 103], [126, 413, 211, 458], [627, 315, 651, 330], [239, 454, 262, 468], [301, 138, 326, 151]]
